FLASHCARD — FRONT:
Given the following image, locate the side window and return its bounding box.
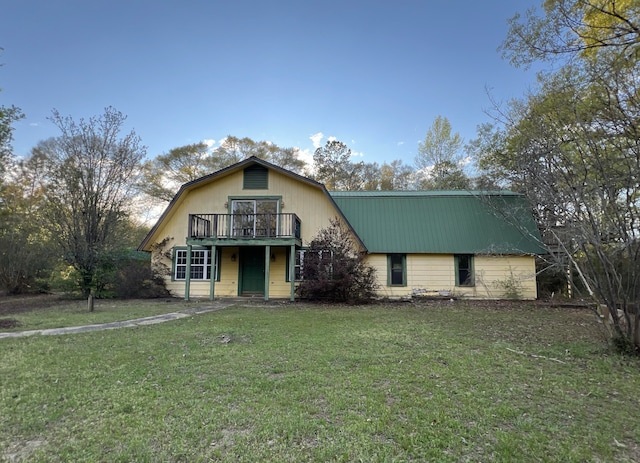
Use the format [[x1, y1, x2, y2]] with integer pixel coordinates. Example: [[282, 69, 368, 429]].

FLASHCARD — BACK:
[[286, 249, 306, 282], [455, 254, 474, 286], [174, 248, 220, 281], [388, 254, 406, 286], [287, 249, 333, 281], [295, 249, 305, 281]]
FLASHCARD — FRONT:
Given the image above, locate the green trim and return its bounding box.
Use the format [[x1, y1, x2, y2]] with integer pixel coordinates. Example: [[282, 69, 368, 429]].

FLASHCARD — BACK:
[[228, 195, 282, 206], [286, 247, 307, 282], [185, 244, 192, 301], [387, 254, 407, 286], [264, 245, 270, 301], [209, 245, 216, 300], [289, 244, 296, 301], [455, 254, 475, 287], [286, 247, 291, 282], [227, 197, 283, 237], [172, 246, 220, 282], [243, 164, 269, 189]]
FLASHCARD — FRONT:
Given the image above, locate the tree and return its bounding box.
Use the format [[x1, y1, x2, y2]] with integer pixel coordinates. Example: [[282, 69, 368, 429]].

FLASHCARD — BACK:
[[311, 139, 370, 191], [0, 55, 40, 294], [296, 218, 378, 303], [502, 0, 640, 66], [415, 116, 470, 190], [311, 139, 352, 190], [0, 77, 24, 182], [0, 152, 56, 294], [361, 162, 382, 190], [0, 103, 23, 176], [477, 1, 640, 353], [139, 142, 218, 202], [140, 136, 306, 203], [39, 107, 146, 298], [380, 160, 415, 190], [214, 136, 306, 173]]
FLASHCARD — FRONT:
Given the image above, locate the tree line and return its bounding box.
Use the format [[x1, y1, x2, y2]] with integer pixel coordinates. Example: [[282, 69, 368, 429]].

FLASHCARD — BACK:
[[0, 95, 473, 299]]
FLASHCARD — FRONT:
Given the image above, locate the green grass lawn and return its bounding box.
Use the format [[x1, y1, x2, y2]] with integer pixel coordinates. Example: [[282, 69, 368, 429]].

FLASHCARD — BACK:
[[0, 297, 213, 331], [1, 301, 639, 462]]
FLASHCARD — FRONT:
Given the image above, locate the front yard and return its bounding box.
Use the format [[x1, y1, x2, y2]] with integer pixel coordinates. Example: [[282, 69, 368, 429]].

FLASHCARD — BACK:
[[1, 300, 639, 462]]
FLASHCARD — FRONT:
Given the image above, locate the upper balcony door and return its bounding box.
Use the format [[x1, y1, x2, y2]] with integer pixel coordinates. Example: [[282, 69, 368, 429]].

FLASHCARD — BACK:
[[231, 199, 279, 238]]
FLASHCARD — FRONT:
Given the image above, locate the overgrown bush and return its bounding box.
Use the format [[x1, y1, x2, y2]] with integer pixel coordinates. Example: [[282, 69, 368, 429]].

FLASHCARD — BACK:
[[110, 256, 168, 299], [49, 250, 169, 299], [536, 262, 570, 299], [96, 249, 169, 299], [296, 219, 378, 303], [0, 219, 56, 295]]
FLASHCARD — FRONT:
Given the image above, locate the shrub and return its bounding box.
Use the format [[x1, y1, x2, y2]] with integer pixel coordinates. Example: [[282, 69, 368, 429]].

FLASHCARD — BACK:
[[296, 219, 378, 303], [102, 250, 169, 299]]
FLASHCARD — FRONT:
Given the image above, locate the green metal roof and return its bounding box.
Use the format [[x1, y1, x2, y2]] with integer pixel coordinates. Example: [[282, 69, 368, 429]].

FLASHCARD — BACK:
[[330, 191, 545, 255]]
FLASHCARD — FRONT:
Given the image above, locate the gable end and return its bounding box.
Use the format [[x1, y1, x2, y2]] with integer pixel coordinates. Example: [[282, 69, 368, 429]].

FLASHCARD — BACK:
[[243, 164, 268, 189]]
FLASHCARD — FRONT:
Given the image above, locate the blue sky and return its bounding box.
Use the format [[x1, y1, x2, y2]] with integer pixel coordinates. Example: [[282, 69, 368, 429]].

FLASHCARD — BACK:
[[2, 1, 541, 167]]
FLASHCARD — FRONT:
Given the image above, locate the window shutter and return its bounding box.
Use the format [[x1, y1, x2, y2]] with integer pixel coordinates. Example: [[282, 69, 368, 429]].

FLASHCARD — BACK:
[[243, 165, 268, 189]]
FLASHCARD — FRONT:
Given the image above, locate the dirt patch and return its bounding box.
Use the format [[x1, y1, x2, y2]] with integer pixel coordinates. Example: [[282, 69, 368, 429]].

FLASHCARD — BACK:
[[0, 294, 78, 316], [0, 318, 20, 329]]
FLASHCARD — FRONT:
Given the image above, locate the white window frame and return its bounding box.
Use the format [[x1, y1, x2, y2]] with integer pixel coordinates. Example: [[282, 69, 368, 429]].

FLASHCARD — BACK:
[[294, 249, 305, 281], [174, 249, 219, 281]]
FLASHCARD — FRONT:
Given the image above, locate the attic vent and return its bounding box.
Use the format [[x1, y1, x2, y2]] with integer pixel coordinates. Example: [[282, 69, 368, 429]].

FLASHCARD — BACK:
[[243, 165, 268, 189]]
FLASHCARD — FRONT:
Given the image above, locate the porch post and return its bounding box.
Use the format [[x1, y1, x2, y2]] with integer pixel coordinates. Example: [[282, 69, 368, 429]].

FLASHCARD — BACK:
[[184, 244, 192, 301], [209, 245, 216, 301], [264, 245, 270, 301], [289, 245, 296, 301]]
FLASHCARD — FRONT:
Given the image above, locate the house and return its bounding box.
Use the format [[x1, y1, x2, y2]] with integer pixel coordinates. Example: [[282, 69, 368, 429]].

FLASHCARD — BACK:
[[138, 156, 544, 301]]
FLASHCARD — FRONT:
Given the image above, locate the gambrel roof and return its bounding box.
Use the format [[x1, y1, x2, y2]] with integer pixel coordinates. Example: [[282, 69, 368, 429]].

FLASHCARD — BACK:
[[138, 156, 365, 252], [331, 190, 545, 255], [139, 156, 544, 256]]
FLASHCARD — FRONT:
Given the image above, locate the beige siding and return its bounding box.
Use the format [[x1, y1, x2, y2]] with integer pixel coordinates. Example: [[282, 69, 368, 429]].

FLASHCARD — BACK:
[[265, 247, 293, 298], [145, 164, 538, 301], [163, 246, 294, 299], [368, 253, 537, 300], [474, 255, 537, 299], [144, 168, 342, 252], [146, 167, 347, 299]]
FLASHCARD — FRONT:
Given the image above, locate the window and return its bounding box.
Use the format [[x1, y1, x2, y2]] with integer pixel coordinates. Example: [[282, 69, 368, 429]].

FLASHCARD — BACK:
[[287, 249, 333, 282], [243, 165, 268, 189], [455, 254, 474, 286], [174, 248, 220, 281], [387, 254, 406, 286], [295, 249, 305, 281], [231, 199, 278, 237], [286, 249, 306, 282]]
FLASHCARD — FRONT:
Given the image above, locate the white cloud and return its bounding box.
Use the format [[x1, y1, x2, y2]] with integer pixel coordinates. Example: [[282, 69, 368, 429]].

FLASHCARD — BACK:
[[458, 156, 472, 167], [296, 147, 315, 170], [310, 132, 324, 149], [202, 138, 216, 148], [397, 141, 405, 146]]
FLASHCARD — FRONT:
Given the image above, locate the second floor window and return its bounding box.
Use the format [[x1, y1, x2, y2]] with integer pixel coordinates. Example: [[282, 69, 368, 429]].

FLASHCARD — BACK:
[[231, 199, 278, 237]]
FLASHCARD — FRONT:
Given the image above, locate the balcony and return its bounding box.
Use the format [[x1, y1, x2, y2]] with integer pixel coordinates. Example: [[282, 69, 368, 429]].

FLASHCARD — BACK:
[[188, 213, 301, 241]]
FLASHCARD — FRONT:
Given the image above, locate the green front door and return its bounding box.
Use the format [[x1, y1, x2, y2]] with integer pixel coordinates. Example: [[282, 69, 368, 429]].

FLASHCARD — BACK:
[[240, 247, 265, 295]]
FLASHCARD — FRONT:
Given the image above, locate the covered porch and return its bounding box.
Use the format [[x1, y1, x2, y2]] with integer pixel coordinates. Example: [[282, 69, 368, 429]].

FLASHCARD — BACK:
[[182, 213, 302, 301]]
